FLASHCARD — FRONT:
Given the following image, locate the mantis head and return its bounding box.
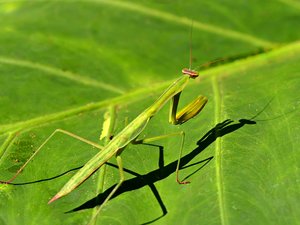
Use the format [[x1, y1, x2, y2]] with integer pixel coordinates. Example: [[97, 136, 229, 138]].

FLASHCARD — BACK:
[[181, 68, 199, 79]]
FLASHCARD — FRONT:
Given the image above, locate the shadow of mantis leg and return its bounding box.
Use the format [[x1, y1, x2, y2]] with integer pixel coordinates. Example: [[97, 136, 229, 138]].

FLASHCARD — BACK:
[[133, 131, 188, 184]]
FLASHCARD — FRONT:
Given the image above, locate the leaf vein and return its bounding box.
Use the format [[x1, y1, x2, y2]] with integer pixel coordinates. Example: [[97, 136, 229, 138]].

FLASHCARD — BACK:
[[93, 0, 276, 47], [0, 56, 124, 94]]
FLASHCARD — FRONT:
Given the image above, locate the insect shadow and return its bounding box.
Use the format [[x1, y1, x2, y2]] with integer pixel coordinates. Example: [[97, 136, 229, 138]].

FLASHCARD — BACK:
[[67, 117, 257, 224]]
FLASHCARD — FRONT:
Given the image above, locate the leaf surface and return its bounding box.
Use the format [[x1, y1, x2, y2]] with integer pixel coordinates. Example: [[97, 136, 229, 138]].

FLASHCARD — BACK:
[[0, 1, 299, 225]]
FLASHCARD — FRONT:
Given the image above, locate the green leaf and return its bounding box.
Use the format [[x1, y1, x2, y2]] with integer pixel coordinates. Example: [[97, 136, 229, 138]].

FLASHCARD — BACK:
[[0, 1, 300, 225]]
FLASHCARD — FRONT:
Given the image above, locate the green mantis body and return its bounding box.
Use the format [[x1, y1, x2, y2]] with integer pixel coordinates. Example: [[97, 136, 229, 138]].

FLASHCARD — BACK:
[[49, 70, 207, 203], [1, 68, 207, 222]]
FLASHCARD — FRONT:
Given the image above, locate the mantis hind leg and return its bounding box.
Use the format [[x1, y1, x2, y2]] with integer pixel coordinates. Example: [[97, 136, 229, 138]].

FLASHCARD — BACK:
[[0, 129, 105, 184]]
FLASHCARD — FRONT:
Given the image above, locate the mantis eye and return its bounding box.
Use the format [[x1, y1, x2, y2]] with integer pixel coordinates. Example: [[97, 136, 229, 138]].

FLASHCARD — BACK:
[[181, 68, 199, 78]]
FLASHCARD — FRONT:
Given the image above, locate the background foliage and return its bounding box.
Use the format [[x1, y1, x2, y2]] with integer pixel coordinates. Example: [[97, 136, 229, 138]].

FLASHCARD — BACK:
[[0, 1, 299, 225]]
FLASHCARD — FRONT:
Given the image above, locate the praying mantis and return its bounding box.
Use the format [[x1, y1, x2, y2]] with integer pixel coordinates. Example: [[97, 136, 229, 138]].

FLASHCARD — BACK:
[[1, 69, 207, 220], [0, 31, 208, 225]]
